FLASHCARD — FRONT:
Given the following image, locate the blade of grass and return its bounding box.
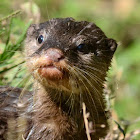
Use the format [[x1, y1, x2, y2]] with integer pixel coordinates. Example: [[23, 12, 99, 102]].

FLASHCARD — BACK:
[[0, 20, 31, 63], [0, 28, 6, 35], [5, 18, 13, 46], [0, 61, 25, 74], [0, 10, 21, 23]]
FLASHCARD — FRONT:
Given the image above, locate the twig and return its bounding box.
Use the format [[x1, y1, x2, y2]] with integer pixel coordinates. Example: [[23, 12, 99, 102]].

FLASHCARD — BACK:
[[83, 102, 91, 140], [22, 134, 26, 140]]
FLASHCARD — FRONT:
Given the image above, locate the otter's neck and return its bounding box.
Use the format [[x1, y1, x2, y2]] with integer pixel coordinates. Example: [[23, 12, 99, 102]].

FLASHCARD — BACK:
[[33, 78, 106, 121], [33, 77, 108, 139], [33, 82, 61, 122]]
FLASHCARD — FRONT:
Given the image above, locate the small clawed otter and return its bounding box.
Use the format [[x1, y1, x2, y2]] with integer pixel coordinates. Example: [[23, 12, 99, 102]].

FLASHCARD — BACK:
[[0, 18, 117, 140]]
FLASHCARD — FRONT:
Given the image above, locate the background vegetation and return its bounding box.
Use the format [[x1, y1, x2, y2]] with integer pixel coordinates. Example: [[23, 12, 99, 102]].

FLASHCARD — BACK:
[[0, 0, 140, 139]]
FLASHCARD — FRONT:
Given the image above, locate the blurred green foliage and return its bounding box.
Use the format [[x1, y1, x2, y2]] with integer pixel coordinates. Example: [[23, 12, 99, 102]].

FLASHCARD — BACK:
[[0, 0, 140, 138]]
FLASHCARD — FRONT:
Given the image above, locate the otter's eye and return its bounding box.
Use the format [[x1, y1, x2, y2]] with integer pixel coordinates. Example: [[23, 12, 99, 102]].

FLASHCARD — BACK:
[[37, 35, 44, 44], [77, 44, 85, 52], [77, 44, 89, 54]]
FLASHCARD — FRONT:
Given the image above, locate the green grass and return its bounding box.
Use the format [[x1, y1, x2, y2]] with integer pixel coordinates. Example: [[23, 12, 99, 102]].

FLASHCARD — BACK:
[[0, 0, 140, 138]]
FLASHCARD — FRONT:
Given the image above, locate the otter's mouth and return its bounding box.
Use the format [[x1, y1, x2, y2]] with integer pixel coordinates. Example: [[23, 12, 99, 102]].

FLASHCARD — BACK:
[[37, 65, 64, 80], [35, 64, 72, 92]]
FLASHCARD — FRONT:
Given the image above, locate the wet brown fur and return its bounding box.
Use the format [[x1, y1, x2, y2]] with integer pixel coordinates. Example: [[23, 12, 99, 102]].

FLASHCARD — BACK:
[[0, 18, 117, 140]]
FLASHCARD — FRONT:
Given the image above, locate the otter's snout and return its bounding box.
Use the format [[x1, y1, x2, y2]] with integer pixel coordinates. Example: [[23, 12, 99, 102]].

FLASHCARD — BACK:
[[28, 48, 68, 81], [45, 48, 64, 63]]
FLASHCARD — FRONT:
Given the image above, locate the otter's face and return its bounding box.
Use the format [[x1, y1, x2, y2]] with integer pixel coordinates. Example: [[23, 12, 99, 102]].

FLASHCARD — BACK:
[[25, 18, 117, 92]]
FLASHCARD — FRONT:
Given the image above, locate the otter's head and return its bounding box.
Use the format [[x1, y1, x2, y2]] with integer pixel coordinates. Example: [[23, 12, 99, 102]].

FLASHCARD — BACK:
[[25, 18, 117, 93]]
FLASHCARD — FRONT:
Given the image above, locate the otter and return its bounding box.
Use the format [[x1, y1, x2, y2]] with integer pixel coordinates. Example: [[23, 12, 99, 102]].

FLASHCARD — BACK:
[[0, 18, 117, 140]]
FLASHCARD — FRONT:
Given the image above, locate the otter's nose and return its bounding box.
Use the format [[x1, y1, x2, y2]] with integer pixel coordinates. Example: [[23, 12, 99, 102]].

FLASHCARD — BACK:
[[46, 48, 64, 62]]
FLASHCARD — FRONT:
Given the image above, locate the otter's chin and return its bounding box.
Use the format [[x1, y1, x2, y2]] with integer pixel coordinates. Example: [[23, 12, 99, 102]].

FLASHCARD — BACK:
[[33, 68, 72, 92]]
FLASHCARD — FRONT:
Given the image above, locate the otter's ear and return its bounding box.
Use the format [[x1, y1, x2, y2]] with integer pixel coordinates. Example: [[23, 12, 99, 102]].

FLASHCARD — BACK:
[[26, 24, 37, 36], [107, 38, 118, 54]]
